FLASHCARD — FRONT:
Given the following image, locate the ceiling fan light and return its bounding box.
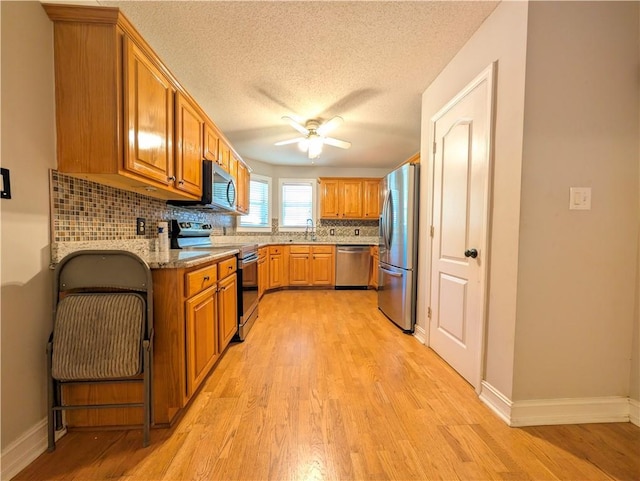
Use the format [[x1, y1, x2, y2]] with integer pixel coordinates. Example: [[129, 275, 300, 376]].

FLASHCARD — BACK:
[[298, 138, 309, 152], [308, 135, 323, 159]]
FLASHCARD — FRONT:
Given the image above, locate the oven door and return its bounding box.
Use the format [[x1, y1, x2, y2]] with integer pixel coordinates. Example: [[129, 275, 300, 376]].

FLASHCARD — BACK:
[[240, 255, 259, 327]]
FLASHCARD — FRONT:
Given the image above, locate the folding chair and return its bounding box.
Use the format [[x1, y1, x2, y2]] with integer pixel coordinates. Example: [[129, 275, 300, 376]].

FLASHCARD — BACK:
[[47, 250, 153, 450]]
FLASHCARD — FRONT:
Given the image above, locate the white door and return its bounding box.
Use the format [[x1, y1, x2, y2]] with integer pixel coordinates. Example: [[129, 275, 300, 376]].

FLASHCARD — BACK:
[[428, 64, 495, 390]]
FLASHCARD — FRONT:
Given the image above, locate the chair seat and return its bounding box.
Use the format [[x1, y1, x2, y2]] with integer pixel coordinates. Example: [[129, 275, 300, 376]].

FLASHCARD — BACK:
[[52, 293, 145, 381]]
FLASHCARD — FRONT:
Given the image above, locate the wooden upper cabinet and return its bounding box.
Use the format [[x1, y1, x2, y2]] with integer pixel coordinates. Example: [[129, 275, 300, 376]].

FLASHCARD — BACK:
[[43, 4, 206, 201], [340, 179, 363, 218], [175, 92, 204, 197], [123, 37, 175, 186], [319, 178, 380, 219], [203, 122, 219, 163], [236, 160, 250, 215], [319, 179, 341, 218], [363, 179, 381, 219], [217, 140, 231, 173]]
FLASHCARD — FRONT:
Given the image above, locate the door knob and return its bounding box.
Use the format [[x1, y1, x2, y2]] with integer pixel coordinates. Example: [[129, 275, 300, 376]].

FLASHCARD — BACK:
[[464, 248, 478, 259]]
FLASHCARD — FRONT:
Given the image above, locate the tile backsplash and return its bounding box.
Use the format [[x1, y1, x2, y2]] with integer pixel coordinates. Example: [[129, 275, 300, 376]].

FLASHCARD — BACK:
[[50, 171, 379, 247], [50, 171, 232, 243]]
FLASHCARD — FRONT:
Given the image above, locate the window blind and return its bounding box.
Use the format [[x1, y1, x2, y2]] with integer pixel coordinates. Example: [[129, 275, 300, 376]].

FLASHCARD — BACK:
[[240, 177, 270, 227], [281, 182, 313, 227]]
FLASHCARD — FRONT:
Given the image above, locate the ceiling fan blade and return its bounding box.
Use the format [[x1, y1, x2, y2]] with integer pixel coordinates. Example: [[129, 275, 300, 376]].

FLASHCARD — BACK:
[[323, 136, 351, 149], [274, 137, 305, 146], [282, 116, 309, 135], [317, 116, 343, 136]]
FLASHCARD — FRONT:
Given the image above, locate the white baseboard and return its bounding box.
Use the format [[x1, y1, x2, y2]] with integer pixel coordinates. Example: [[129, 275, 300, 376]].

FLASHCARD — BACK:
[[630, 398, 640, 427], [0, 418, 66, 481], [510, 396, 631, 427], [479, 381, 513, 425], [479, 382, 635, 428], [413, 324, 427, 344]]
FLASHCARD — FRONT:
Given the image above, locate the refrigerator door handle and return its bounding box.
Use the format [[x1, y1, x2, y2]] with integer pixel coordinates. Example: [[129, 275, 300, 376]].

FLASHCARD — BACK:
[[380, 266, 403, 278], [381, 190, 391, 250]]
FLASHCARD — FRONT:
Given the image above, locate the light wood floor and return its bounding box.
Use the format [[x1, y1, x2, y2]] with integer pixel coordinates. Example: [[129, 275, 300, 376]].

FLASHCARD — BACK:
[[15, 290, 640, 480]]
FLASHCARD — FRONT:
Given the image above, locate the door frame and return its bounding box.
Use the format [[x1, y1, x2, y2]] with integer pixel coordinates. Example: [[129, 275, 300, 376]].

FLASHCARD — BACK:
[[427, 62, 496, 392]]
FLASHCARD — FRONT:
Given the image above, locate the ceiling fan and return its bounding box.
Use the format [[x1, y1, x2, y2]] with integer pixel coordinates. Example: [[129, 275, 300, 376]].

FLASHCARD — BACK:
[[274, 116, 351, 160]]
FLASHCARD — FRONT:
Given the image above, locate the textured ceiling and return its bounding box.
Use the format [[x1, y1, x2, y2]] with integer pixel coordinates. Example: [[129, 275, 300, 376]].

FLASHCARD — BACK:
[[100, 1, 499, 168]]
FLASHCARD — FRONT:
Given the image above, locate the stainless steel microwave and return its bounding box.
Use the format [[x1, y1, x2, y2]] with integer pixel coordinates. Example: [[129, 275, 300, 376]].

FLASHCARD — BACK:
[[169, 161, 237, 212]]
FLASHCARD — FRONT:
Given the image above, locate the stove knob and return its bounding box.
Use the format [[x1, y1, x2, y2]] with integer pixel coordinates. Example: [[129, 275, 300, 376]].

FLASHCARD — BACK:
[[202, 224, 211, 229]]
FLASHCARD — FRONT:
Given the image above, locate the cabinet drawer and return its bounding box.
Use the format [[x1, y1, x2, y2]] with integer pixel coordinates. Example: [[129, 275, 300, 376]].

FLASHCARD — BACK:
[[258, 247, 268, 259], [218, 256, 237, 279], [312, 245, 334, 254], [370, 245, 379, 256], [185, 263, 218, 298], [289, 245, 310, 254], [269, 246, 283, 255]]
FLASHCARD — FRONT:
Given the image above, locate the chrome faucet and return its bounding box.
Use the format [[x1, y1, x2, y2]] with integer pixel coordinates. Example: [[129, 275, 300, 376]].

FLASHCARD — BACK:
[[305, 218, 317, 241]]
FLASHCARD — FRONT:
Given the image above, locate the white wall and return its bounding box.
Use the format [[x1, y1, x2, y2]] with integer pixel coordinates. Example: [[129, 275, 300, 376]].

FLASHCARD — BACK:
[[1, 0, 56, 456], [418, 1, 529, 399], [513, 1, 639, 400]]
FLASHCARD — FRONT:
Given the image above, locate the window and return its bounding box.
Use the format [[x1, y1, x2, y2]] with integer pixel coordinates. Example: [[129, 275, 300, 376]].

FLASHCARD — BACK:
[[279, 178, 317, 231], [238, 174, 271, 231]]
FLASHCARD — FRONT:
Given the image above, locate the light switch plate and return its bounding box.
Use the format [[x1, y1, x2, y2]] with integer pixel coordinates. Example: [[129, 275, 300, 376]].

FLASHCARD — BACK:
[[569, 187, 591, 210]]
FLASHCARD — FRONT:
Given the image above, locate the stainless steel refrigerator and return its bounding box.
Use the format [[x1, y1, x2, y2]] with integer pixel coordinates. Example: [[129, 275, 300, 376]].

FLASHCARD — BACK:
[[378, 163, 419, 332]]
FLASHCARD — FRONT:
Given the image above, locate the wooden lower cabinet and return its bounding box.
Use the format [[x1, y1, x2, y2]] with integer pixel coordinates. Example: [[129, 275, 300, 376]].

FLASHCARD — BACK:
[[288, 246, 311, 286], [282, 245, 335, 287], [185, 286, 218, 398], [63, 256, 238, 429], [268, 246, 286, 289], [257, 247, 268, 299], [370, 246, 379, 289], [311, 246, 335, 286], [218, 272, 238, 352]]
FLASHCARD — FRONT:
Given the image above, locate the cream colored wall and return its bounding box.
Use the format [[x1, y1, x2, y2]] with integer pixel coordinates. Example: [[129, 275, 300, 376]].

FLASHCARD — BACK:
[[513, 1, 639, 400], [418, 1, 529, 398], [0, 1, 57, 450]]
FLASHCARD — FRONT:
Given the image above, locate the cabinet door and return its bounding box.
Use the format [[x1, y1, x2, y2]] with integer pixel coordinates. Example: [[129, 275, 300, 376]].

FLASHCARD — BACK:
[[217, 140, 230, 172], [311, 252, 335, 286], [218, 273, 238, 352], [289, 253, 310, 285], [175, 93, 203, 196], [203, 122, 219, 162], [363, 179, 381, 219], [236, 161, 249, 214], [185, 286, 218, 397], [269, 254, 284, 289], [320, 179, 341, 218], [258, 256, 267, 298], [123, 37, 174, 185], [340, 180, 363, 218]]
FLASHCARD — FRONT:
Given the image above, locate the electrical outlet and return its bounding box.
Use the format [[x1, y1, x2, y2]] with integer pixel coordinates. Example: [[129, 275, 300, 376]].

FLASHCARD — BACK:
[[136, 217, 146, 235], [330, 228, 335, 236], [355, 228, 360, 236]]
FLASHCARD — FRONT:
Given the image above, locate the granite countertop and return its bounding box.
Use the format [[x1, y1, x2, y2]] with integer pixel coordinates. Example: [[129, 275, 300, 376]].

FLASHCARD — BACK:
[[144, 247, 239, 269], [51, 237, 380, 270]]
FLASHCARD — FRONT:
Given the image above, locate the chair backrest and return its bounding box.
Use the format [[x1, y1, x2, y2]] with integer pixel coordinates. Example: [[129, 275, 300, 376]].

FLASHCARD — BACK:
[[53, 250, 153, 339]]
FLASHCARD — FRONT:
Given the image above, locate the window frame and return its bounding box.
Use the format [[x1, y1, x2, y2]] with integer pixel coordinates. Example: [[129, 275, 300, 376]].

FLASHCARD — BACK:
[[278, 178, 317, 232], [237, 173, 272, 233]]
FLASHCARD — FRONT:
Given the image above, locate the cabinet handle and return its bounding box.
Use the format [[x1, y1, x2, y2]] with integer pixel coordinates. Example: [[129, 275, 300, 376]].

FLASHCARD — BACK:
[[168, 175, 176, 182], [178, 180, 185, 185], [203, 275, 210, 281]]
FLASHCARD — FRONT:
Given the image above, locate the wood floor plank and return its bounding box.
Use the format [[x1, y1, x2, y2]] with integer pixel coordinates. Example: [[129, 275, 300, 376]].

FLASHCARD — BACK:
[[13, 290, 640, 481]]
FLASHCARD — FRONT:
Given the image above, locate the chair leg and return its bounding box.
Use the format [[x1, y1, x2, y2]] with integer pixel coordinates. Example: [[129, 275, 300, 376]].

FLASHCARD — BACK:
[[47, 342, 56, 452], [142, 340, 150, 447]]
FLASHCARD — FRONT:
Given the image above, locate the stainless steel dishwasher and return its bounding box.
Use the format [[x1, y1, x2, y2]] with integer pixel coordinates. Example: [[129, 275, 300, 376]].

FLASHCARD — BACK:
[[335, 245, 371, 288]]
